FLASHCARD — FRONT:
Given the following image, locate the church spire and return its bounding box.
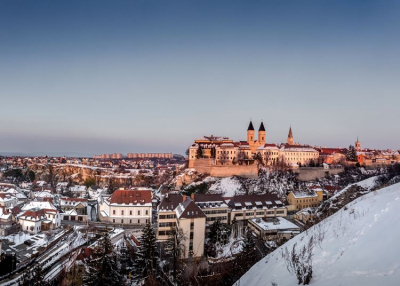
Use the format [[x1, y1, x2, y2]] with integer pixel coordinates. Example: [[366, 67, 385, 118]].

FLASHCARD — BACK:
[[258, 121, 265, 131], [287, 126, 294, 145], [247, 120, 254, 131]]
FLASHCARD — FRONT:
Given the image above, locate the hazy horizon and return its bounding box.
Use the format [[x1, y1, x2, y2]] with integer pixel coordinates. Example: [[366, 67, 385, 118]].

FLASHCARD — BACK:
[[1, 0, 400, 156]]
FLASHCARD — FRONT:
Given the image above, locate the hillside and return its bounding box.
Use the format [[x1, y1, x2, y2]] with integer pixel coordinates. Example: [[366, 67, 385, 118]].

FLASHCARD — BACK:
[[236, 182, 400, 286]]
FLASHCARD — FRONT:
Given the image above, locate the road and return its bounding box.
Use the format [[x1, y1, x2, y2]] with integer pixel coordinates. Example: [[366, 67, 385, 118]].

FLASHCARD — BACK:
[[61, 220, 145, 230]]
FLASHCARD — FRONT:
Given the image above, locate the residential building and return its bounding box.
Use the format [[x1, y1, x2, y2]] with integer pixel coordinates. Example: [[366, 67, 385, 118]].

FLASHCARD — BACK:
[[248, 217, 300, 242], [192, 193, 229, 233], [228, 194, 287, 230], [60, 197, 88, 222], [157, 193, 181, 240], [287, 189, 324, 210], [157, 193, 206, 259], [175, 196, 206, 259], [98, 188, 152, 226], [19, 206, 61, 234], [70, 185, 87, 197], [0, 193, 18, 209]]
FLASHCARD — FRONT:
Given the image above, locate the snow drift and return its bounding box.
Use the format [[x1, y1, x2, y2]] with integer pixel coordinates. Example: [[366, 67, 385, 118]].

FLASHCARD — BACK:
[[236, 182, 400, 286]]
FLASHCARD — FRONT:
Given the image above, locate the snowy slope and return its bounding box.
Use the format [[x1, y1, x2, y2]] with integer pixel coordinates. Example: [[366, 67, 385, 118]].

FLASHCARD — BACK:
[[236, 182, 400, 286], [209, 177, 242, 196]]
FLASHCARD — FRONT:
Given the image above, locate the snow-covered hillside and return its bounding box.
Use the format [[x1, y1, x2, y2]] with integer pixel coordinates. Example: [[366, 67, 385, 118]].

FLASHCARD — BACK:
[[236, 182, 400, 286]]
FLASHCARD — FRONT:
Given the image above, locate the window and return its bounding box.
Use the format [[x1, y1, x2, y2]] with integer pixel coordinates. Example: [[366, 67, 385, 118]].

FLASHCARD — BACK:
[[190, 222, 194, 230], [121, 210, 124, 215], [113, 219, 115, 223], [145, 210, 148, 215], [130, 210, 132, 215], [113, 210, 116, 215], [138, 219, 140, 223], [121, 219, 124, 223], [138, 210, 141, 216]]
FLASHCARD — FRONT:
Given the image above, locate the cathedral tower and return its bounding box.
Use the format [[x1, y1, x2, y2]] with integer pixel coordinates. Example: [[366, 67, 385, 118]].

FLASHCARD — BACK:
[[258, 121, 266, 145], [247, 120, 255, 146], [287, 126, 294, 145]]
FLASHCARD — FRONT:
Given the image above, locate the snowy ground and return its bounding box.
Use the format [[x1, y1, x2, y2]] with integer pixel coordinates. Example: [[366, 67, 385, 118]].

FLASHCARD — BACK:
[[209, 177, 242, 197], [236, 182, 400, 286], [214, 237, 243, 260]]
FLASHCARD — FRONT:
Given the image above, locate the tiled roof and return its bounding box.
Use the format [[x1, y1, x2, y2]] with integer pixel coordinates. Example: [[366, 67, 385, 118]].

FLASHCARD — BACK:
[[158, 193, 183, 211], [176, 199, 206, 219], [21, 208, 46, 220], [228, 194, 284, 209], [109, 189, 152, 205], [194, 194, 224, 203]]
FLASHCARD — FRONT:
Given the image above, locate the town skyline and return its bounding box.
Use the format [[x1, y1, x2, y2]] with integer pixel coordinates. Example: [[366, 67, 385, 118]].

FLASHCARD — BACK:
[[1, 0, 400, 156], [0, 120, 397, 158]]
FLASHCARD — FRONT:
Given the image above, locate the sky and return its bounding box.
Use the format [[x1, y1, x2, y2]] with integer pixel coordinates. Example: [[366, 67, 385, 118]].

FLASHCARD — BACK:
[[1, 0, 400, 156]]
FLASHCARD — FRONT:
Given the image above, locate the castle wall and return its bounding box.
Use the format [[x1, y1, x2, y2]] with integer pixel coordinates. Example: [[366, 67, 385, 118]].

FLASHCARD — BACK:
[[294, 167, 344, 181], [192, 159, 258, 178]]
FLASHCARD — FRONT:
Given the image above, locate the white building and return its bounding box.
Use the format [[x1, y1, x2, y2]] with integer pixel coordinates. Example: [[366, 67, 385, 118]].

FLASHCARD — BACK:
[[70, 185, 88, 197], [21, 201, 61, 231], [19, 207, 60, 234], [98, 188, 152, 226], [0, 193, 18, 209]]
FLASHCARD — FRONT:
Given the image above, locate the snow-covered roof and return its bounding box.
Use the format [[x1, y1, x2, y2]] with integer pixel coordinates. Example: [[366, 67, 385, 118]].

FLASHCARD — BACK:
[[22, 201, 57, 211], [291, 190, 318, 199], [250, 217, 300, 232]]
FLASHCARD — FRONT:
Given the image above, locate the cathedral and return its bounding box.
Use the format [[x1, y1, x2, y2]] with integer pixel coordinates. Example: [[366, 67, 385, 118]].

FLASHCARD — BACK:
[[246, 120, 295, 153], [246, 120, 266, 153]]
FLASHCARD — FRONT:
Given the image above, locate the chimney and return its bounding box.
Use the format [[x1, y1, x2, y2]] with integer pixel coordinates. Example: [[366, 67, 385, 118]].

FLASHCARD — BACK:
[[183, 195, 187, 202], [191, 193, 195, 201]]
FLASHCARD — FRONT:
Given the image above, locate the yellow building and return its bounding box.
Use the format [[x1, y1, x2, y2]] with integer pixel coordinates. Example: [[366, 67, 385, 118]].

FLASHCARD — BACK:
[[287, 189, 324, 210]]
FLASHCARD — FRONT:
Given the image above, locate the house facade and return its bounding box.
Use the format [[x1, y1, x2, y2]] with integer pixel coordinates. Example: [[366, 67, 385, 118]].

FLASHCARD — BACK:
[[98, 188, 152, 226], [157, 193, 206, 259], [287, 189, 324, 210], [60, 197, 88, 222]]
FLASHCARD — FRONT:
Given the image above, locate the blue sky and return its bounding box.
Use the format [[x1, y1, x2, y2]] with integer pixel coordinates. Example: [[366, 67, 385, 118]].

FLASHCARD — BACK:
[[1, 0, 399, 156]]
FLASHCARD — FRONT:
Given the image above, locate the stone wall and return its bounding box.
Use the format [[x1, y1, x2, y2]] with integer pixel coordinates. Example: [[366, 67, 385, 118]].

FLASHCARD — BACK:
[[192, 159, 258, 178], [295, 167, 344, 181]]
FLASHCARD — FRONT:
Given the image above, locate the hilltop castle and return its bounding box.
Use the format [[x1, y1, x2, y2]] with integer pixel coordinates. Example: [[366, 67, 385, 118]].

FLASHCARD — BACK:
[[188, 120, 319, 170]]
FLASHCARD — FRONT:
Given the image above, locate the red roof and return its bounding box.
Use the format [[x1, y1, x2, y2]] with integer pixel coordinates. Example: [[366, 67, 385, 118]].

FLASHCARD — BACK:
[[21, 209, 45, 220], [318, 148, 346, 155], [109, 189, 152, 205]]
